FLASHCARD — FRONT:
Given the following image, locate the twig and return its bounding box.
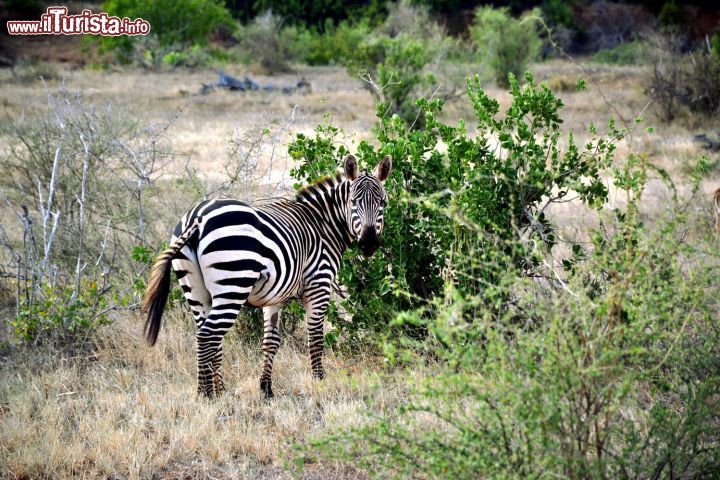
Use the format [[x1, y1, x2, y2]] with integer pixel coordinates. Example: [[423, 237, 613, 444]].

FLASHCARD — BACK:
[[73, 133, 90, 299], [39, 145, 62, 282]]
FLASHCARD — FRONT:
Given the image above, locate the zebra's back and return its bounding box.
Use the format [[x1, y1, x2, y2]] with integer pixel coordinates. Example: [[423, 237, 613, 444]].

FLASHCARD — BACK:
[[172, 198, 311, 311]]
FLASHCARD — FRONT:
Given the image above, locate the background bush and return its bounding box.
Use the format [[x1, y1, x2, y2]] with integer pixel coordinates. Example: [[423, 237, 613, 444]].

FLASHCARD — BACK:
[[333, 1, 458, 127], [592, 40, 649, 65], [236, 11, 311, 73], [98, 0, 235, 66], [470, 6, 542, 87], [648, 32, 720, 121]]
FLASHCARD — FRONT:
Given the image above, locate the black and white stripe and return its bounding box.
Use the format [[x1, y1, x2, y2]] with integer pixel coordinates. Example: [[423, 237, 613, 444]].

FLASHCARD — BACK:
[[143, 154, 392, 397]]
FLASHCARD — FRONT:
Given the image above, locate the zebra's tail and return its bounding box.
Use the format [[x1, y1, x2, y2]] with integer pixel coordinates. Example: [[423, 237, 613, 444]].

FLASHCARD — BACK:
[[713, 188, 720, 232], [142, 220, 198, 346]]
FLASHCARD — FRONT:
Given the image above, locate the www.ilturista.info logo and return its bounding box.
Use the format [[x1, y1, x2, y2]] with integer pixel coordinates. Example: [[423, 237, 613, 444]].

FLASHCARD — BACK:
[[7, 6, 151, 36]]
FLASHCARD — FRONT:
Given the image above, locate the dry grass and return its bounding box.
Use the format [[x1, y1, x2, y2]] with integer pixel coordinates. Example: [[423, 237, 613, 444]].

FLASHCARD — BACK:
[[0, 65, 375, 184], [0, 309, 417, 479]]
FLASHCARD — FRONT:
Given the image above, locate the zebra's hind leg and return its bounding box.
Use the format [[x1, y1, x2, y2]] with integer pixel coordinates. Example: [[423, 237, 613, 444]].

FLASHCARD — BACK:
[[212, 345, 225, 396], [171, 248, 216, 396], [260, 305, 282, 398], [196, 287, 256, 398]]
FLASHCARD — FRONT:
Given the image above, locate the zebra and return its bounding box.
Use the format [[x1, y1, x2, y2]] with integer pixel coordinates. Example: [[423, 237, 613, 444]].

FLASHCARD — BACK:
[[142, 154, 392, 398]]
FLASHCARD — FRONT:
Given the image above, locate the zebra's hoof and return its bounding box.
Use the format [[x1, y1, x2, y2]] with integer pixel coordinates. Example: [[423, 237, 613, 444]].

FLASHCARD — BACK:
[[260, 379, 274, 399], [198, 389, 215, 399]]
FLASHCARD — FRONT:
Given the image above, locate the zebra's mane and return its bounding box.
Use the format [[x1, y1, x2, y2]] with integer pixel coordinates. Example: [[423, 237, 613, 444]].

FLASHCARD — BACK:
[[295, 172, 346, 202]]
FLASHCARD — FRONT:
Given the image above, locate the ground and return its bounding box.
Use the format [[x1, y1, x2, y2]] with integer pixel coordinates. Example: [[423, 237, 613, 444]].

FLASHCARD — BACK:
[[1, 58, 718, 478]]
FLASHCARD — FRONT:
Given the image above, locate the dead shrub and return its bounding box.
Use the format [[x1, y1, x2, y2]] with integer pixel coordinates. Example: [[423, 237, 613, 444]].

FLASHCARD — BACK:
[[647, 32, 720, 121], [0, 87, 173, 343]]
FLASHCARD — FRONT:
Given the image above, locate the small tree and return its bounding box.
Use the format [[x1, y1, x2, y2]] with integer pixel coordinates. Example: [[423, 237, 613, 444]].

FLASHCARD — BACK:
[[470, 6, 542, 87], [237, 11, 309, 74]]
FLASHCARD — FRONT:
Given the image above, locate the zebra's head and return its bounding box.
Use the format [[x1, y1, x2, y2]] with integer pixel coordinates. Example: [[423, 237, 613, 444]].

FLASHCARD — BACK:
[[344, 154, 392, 258]]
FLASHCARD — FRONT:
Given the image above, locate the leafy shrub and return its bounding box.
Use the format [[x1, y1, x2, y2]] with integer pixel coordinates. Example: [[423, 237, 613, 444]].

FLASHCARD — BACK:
[[98, 0, 234, 65], [592, 40, 649, 65], [11, 282, 111, 342], [302, 20, 372, 66], [298, 154, 720, 479], [541, 0, 574, 28], [470, 7, 543, 87], [288, 73, 622, 347]]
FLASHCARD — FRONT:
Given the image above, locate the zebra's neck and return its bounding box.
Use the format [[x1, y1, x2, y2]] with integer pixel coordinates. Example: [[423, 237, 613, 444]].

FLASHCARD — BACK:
[[295, 173, 354, 259]]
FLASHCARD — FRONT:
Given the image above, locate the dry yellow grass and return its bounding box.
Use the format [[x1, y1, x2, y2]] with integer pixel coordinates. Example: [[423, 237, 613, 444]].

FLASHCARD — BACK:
[[0, 309, 417, 479]]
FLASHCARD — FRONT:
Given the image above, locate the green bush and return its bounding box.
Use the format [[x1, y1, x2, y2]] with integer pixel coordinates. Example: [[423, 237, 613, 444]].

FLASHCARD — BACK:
[[288, 73, 622, 347], [98, 0, 234, 65], [592, 40, 649, 65], [12, 282, 111, 342], [343, 33, 438, 127], [303, 20, 372, 66], [541, 0, 574, 28], [470, 6, 543, 87], [329, 0, 456, 127], [297, 154, 720, 479]]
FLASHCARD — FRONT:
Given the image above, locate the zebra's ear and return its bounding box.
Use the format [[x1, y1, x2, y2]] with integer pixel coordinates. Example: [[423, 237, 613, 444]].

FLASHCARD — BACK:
[[344, 154, 358, 181], [376, 155, 392, 182]]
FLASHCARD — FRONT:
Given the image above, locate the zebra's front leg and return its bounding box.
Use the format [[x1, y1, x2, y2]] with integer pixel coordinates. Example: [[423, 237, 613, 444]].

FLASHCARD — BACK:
[[259, 305, 282, 398], [304, 286, 331, 380]]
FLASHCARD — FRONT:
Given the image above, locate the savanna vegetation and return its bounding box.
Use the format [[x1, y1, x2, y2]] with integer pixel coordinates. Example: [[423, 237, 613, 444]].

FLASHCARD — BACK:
[[1, 0, 719, 478]]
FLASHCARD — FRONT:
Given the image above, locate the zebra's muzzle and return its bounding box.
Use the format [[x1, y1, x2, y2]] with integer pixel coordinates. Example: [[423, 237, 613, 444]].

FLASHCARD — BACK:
[[359, 226, 380, 257]]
